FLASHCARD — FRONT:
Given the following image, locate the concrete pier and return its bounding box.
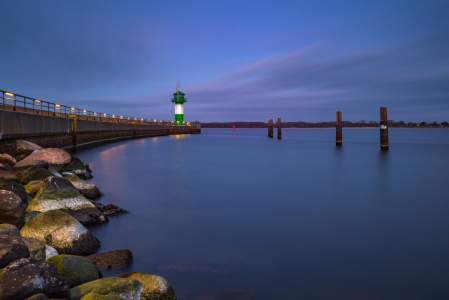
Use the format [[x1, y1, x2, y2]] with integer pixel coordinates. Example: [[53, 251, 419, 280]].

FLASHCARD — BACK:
[[0, 110, 201, 153]]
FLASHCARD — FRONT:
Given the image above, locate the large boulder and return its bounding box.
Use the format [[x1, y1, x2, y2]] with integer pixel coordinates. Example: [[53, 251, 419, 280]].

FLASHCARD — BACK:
[[0, 154, 16, 167], [25, 211, 42, 224], [119, 273, 177, 300], [14, 140, 43, 157], [0, 170, 19, 185], [0, 181, 32, 207], [23, 236, 47, 261], [19, 148, 71, 171], [0, 258, 70, 299], [63, 172, 102, 199], [45, 244, 59, 260], [86, 250, 133, 270], [60, 157, 87, 175], [0, 190, 25, 228], [70, 277, 143, 300], [46, 254, 99, 288], [20, 210, 101, 255], [25, 179, 45, 197], [80, 293, 124, 300], [13, 165, 53, 185], [26, 176, 107, 225], [0, 224, 30, 268], [14, 154, 28, 163]]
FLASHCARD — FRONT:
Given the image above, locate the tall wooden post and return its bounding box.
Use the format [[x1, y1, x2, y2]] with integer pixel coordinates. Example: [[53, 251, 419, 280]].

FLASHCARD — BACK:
[[69, 115, 77, 152], [380, 107, 389, 150], [336, 111, 342, 146], [277, 118, 281, 139], [268, 119, 273, 138]]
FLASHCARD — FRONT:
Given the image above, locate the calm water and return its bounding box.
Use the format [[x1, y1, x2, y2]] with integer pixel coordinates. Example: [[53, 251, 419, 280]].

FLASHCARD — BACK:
[[75, 129, 449, 300]]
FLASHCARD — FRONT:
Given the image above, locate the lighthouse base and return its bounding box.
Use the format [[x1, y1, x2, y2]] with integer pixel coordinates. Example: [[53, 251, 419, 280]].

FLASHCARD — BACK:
[[175, 114, 184, 125]]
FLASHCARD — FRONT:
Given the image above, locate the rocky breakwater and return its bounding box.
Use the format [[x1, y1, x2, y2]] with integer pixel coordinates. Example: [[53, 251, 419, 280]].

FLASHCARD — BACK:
[[0, 140, 177, 300]]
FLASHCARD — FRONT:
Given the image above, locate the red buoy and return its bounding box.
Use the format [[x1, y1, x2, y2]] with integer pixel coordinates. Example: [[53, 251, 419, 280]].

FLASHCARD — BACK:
[[233, 125, 235, 131]]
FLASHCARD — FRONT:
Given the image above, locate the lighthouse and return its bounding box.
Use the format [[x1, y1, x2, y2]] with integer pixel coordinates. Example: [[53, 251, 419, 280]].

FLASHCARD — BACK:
[[171, 77, 186, 125]]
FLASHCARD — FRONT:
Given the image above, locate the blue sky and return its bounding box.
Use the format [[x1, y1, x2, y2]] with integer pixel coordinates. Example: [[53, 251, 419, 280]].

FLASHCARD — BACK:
[[1, 0, 448, 122]]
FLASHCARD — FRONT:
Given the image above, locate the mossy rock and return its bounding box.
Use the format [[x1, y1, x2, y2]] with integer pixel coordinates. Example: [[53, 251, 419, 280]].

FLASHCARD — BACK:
[[20, 210, 100, 255], [119, 272, 177, 300], [60, 157, 87, 175], [26, 293, 49, 300], [62, 173, 102, 199], [80, 293, 124, 300], [26, 176, 96, 213], [46, 254, 99, 288], [13, 165, 53, 185], [23, 236, 46, 261], [25, 179, 44, 197], [70, 277, 143, 300]]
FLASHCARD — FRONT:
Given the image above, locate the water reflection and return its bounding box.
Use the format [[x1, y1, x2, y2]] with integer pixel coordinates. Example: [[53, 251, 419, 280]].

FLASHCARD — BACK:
[[75, 129, 449, 300]]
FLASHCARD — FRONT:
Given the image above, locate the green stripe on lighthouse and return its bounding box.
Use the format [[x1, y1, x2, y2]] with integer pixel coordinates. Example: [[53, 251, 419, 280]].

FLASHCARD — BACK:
[[171, 77, 187, 124]]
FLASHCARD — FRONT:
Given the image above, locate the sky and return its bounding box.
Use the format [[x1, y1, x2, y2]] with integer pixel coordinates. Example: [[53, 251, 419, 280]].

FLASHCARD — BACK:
[[1, 0, 448, 123]]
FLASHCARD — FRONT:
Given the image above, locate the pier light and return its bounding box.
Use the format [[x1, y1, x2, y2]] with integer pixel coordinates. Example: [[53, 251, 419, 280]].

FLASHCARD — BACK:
[[112, 115, 115, 118], [94, 112, 97, 116], [154, 119, 156, 122], [127, 117, 130, 120], [83, 110, 87, 114], [34, 100, 41, 105], [141, 118, 143, 121], [55, 104, 60, 107], [71, 107, 75, 111], [5, 92, 14, 96], [103, 113, 106, 116]]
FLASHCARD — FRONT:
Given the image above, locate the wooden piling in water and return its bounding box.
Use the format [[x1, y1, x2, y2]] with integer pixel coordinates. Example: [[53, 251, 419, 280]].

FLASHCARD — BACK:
[[277, 118, 281, 139], [268, 119, 273, 137], [336, 111, 342, 146], [380, 107, 389, 150]]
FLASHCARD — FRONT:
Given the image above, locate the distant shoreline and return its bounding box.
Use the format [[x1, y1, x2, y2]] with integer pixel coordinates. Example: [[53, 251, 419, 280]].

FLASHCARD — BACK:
[[202, 127, 449, 129]]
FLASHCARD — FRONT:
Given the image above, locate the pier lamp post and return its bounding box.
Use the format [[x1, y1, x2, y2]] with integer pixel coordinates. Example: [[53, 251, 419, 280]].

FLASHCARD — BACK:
[[171, 77, 187, 125]]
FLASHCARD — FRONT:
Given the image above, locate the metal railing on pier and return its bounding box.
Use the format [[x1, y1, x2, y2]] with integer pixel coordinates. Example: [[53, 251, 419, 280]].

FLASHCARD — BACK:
[[1, 90, 198, 126]]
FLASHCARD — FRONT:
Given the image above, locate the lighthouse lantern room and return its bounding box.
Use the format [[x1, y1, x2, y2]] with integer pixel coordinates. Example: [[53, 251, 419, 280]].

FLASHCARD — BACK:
[[171, 77, 187, 124]]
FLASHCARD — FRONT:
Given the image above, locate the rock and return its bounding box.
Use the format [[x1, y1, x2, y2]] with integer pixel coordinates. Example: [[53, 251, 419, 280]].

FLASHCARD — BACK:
[[0, 224, 30, 268], [48, 166, 64, 178], [70, 277, 143, 300], [86, 250, 133, 270], [60, 157, 87, 175], [63, 172, 102, 199], [0, 170, 19, 185], [25, 210, 42, 223], [13, 158, 49, 172], [26, 176, 107, 225], [0, 190, 25, 228], [14, 165, 53, 184], [80, 170, 94, 180], [26, 294, 50, 300], [80, 293, 124, 300], [0, 154, 16, 167], [19, 148, 71, 171], [119, 273, 177, 300], [46, 254, 99, 288], [14, 140, 43, 157], [92, 202, 128, 217], [20, 210, 101, 255], [45, 244, 59, 260], [0, 181, 32, 207], [25, 179, 45, 197], [23, 236, 47, 261], [0, 258, 70, 299], [0, 163, 11, 171], [14, 154, 28, 162]]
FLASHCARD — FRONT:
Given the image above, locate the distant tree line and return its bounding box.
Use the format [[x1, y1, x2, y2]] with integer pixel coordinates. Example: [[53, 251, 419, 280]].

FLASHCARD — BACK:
[[201, 121, 449, 128]]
